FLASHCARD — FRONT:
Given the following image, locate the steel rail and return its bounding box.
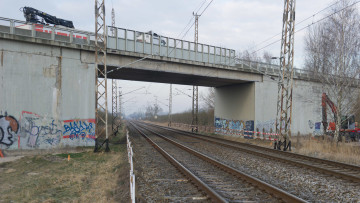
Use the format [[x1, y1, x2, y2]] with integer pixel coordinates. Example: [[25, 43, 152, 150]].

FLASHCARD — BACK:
[[134, 122, 306, 203], [128, 122, 228, 203], [141, 122, 360, 183]]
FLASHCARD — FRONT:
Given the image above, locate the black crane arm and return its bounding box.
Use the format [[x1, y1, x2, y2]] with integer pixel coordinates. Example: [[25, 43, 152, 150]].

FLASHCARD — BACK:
[[22, 7, 74, 28]]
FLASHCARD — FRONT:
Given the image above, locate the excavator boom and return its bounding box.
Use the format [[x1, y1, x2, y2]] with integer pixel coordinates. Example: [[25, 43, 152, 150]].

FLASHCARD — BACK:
[[22, 7, 74, 28]]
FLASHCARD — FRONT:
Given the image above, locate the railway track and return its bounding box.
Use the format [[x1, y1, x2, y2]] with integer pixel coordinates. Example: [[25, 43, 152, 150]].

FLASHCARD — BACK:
[[129, 121, 306, 203], [141, 122, 360, 183]]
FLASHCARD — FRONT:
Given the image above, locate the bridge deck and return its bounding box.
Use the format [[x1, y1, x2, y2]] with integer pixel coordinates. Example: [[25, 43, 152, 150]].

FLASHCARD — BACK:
[[0, 17, 235, 67]]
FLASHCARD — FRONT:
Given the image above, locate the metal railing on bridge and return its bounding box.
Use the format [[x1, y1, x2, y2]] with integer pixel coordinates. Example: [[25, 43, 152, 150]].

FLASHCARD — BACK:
[[0, 17, 236, 67], [106, 26, 235, 66], [235, 58, 314, 80], [235, 58, 360, 86]]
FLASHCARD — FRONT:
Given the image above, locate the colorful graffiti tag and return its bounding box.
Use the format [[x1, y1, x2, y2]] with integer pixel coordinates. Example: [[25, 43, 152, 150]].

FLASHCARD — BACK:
[[313, 122, 322, 135], [215, 117, 254, 137], [0, 113, 19, 147], [0, 111, 95, 150], [63, 119, 95, 140], [20, 111, 62, 148]]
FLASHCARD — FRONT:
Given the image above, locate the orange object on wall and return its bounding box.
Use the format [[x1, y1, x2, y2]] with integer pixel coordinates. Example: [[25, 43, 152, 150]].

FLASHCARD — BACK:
[[328, 122, 336, 131]]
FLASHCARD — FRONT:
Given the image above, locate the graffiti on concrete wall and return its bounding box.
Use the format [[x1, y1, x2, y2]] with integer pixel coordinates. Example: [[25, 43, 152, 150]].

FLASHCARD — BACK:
[[313, 122, 322, 135], [308, 120, 314, 129], [0, 113, 19, 147], [0, 111, 95, 150], [245, 120, 254, 136], [20, 111, 62, 148], [307, 119, 323, 135], [255, 119, 275, 133], [63, 119, 95, 141], [215, 117, 254, 137]]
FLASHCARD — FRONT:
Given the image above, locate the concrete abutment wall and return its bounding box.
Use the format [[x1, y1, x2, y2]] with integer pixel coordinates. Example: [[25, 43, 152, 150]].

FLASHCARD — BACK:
[[214, 77, 326, 138], [0, 39, 95, 150], [215, 82, 256, 136]]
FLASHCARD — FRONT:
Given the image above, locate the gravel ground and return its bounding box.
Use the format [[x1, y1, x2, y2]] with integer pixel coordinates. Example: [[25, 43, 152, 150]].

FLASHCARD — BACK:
[[128, 125, 210, 202], [152, 126, 360, 202]]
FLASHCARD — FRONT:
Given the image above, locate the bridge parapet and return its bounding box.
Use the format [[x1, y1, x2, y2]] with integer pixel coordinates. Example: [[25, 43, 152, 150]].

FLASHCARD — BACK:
[[235, 59, 313, 80], [0, 17, 235, 67], [106, 26, 235, 66], [235, 59, 360, 86]]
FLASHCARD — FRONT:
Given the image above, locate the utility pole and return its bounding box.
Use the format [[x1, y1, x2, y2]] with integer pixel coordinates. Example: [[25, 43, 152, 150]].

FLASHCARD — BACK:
[[275, 0, 296, 151], [168, 84, 172, 127], [192, 12, 200, 133], [94, 0, 109, 152]]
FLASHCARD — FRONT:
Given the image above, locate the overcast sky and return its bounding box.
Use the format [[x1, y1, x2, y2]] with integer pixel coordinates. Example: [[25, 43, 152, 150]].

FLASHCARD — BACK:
[[0, 0, 342, 116]]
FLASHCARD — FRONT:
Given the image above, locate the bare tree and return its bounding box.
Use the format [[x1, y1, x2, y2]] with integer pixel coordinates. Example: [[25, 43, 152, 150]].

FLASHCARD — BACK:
[[262, 51, 273, 64], [237, 49, 275, 64], [354, 95, 360, 121], [237, 49, 261, 62], [200, 87, 215, 110], [145, 102, 163, 120], [304, 0, 360, 141]]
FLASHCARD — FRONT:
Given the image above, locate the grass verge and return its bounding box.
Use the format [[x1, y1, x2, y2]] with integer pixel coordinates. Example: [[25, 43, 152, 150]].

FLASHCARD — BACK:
[[223, 135, 360, 166], [0, 127, 129, 203]]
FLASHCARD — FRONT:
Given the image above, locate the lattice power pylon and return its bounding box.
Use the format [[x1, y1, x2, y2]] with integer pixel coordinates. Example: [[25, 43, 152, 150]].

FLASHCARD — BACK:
[[94, 0, 109, 152], [111, 7, 119, 136], [168, 84, 173, 127], [119, 89, 122, 121], [111, 8, 115, 36], [192, 12, 200, 133], [275, 0, 296, 151], [112, 80, 118, 135]]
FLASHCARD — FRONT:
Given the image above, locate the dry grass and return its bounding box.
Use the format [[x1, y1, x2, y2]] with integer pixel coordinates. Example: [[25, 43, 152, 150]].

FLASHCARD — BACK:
[[0, 127, 129, 202], [293, 136, 360, 166], [222, 135, 360, 166], [148, 120, 360, 166]]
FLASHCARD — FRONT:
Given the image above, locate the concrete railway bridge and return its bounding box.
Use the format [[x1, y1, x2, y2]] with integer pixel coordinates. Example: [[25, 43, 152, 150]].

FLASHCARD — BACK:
[[1, 17, 359, 150]]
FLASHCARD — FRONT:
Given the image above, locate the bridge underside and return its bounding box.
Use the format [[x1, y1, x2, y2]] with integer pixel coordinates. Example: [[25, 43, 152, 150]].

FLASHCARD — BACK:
[[105, 65, 250, 87]]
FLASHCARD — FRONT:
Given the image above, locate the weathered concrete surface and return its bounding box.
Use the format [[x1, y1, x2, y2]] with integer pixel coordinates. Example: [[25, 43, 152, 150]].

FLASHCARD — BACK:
[[0, 32, 262, 87], [215, 83, 255, 121], [0, 39, 95, 150], [214, 75, 339, 138], [83, 51, 263, 87], [254, 76, 325, 136]]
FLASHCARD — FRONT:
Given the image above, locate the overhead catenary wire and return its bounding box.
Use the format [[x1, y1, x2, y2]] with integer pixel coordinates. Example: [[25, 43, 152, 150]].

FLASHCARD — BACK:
[[177, 0, 207, 38], [168, 0, 214, 56], [107, 0, 214, 74], [249, 0, 341, 52], [197, 1, 354, 84], [114, 0, 208, 97], [251, 0, 360, 55]]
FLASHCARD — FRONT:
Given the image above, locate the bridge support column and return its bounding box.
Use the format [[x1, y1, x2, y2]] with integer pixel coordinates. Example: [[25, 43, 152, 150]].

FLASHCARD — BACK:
[[214, 83, 255, 137]]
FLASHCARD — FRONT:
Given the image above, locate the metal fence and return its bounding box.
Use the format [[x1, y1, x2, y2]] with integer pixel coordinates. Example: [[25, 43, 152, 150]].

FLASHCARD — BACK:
[[126, 130, 135, 203]]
